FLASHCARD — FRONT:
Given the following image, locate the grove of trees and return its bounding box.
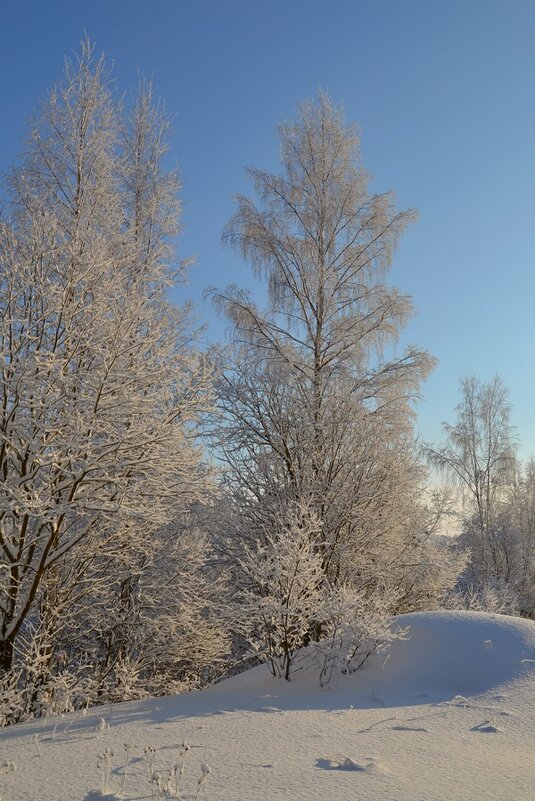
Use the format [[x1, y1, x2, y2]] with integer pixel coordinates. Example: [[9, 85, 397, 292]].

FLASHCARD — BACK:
[[0, 41, 532, 724], [428, 376, 535, 617], [0, 42, 227, 722]]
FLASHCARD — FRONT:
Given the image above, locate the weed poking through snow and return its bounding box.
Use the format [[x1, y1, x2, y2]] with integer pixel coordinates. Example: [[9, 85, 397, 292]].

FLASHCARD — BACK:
[[89, 740, 209, 799], [96, 747, 114, 795], [121, 743, 130, 795], [195, 763, 210, 801], [144, 745, 158, 784]]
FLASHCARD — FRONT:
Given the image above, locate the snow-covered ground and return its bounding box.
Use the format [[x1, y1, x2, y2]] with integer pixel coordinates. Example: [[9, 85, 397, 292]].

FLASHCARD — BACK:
[[1, 611, 534, 801]]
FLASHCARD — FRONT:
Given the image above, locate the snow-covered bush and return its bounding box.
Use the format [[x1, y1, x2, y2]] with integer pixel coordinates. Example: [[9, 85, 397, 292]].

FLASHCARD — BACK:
[[237, 504, 325, 680], [446, 578, 520, 616], [310, 584, 409, 686], [0, 668, 24, 727], [236, 502, 408, 683]]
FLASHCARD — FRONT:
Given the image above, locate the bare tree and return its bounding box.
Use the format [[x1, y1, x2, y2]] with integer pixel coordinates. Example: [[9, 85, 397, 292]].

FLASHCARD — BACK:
[[499, 458, 535, 615], [427, 376, 517, 536], [212, 94, 438, 649], [0, 40, 223, 712], [424, 375, 535, 617]]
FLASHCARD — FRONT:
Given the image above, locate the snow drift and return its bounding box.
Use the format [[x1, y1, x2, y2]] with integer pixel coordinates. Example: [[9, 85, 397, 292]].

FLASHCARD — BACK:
[[1, 611, 534, 801], [361, 610, 535, 702], [202, 609, 535, 709]]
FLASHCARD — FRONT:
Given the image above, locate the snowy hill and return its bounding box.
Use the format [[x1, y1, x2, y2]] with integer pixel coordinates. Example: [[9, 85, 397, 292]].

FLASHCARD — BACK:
[[1, 611, 534, 801]]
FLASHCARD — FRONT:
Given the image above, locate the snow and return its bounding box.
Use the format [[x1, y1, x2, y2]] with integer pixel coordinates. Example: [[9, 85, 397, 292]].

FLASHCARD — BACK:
[[1, 610, 534, 800]]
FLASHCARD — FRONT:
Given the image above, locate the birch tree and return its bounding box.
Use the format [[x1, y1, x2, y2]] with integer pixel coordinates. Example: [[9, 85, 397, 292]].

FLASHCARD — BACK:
[[424, 375, 535, 616], [427, 376, 518, 585], [0, 40, 222, 710], [508, 459, 535, 615], [427, 376, 517, 538], [212, 94, 438, 652]]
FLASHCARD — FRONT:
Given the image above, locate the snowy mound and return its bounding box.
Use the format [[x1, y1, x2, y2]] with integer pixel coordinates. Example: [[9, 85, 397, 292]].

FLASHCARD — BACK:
[[1, 611, 535, 801], [208, 610, 535, 710], [363, 610, 535, 703]]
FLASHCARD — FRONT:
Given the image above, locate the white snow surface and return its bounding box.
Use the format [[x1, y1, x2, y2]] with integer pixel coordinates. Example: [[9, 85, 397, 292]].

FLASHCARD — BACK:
[[1, 610, 534, 800]]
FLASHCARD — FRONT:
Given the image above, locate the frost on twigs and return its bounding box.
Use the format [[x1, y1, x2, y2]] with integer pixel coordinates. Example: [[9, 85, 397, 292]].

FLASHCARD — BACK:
[[0, 37, 228, 723], [310, 585, 410, 687], [236, 503, 326, 680], [212, 93, 452, 686], [237, 501, 407, 683]]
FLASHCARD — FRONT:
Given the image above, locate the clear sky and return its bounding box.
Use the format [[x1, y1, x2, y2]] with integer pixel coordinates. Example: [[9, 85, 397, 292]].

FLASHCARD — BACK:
[[1, 0, 535, 458]]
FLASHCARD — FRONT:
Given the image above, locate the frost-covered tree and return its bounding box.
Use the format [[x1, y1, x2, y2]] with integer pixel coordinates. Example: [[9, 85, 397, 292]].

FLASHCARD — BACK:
[[62, 521, 229, 703], [508, 459, 535, 614], [426, 377, 519, 585], [237, 503, 326, 679], [212, 94, 439, 659], [0, 40, 226, 717], [237, 501, 405, 683], [426, 376, 535, 616], [427, 376, 517, 541]]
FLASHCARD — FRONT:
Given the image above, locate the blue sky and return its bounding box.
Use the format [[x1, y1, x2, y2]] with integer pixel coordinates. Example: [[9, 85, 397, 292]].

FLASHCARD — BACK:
[[1, 0, 535, 457]]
